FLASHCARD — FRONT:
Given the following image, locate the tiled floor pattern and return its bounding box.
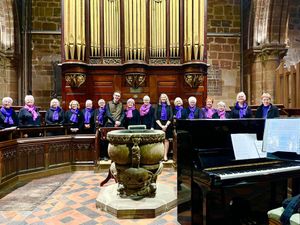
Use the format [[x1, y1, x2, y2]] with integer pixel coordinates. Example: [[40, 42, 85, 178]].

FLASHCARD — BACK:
[[0, 169, 178, 225]]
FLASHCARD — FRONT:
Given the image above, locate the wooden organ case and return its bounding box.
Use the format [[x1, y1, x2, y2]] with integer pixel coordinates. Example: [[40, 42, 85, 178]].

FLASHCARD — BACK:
[[61, 0, 208, 106]]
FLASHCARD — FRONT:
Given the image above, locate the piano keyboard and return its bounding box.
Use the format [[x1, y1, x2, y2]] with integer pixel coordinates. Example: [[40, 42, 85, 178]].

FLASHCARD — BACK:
[[210, 164, 300, 180]]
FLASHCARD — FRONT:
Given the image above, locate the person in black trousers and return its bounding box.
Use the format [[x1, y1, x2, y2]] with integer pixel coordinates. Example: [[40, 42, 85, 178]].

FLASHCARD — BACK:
[[139, 95, 155, 129], [65, 100, 84, 133], [155, 93, 173, 161], [82, 99, 95, 134]]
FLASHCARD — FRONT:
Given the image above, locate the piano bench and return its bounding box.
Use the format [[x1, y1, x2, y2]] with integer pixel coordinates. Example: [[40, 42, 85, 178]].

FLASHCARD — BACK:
[[268, 207, 300, 225]]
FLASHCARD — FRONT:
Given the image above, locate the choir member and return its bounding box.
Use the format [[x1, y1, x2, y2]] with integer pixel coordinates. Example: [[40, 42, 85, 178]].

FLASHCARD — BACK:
[[94, 99, 106, 129], [18, 95, 41, 127], [201, 97, 217, 119], [155, 93, 173, 161], [0, 97, 17, 128], [82, 99, 95, 133], [124, 98, 140, 128], [65, 100, 84, 132], [231, 92, 253, 118], [255, 93, 279, 118], [139, 95, 155, 129], [45, 98, 64, 125], [212, 101, 231, 119], [186, 96, 203, 119], [173, 97, 187, 119], [105, 91, 124, 127]]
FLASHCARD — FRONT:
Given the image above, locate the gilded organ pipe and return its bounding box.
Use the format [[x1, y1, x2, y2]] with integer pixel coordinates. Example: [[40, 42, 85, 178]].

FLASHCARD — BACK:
[[200, 0, 205, 60], [64, 0, 69, 59]]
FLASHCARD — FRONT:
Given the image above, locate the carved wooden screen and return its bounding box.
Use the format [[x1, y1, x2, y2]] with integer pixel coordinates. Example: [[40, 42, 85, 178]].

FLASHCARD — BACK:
[[61, 0, 208, 108]]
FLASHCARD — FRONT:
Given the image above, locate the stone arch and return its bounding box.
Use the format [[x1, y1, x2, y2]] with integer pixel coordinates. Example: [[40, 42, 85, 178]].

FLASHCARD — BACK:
[[249, 0, 289, 48], [244, 0, 289, 104]]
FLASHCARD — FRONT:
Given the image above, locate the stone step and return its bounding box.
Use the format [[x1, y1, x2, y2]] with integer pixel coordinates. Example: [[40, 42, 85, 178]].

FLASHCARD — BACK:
[[94, 159, 175, 173]]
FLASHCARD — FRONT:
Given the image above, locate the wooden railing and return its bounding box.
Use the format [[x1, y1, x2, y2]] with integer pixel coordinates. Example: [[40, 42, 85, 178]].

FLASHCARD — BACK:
[[0, 127, 96, 188], [275, 62, 300, 108]]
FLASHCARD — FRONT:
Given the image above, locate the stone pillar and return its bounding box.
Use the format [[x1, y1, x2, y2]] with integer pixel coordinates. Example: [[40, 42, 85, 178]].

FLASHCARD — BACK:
[[246, 44, 287, 105], [0, 56, 18, 103]]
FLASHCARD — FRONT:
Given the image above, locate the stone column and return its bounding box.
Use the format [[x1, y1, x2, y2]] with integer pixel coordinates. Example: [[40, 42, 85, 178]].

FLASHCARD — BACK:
[[246, 44, 287, 105]]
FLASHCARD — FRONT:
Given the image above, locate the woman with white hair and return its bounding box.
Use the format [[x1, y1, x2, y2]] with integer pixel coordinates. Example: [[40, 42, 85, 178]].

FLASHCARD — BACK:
[[173, 97, 187, 119], [155, 93, 173, 161], [255, 93, 279, 118], [0, 97, 17, 128], [65, 100, 84, 131], [124, 98, 140, 128], [230, 92, 252, 118], [45, 98, 65, 125], [94, 99, 106, 129], [82, 99, 95, 133], [212, 101, 230, 119], [18, 95, 41, 126], [140, 95, 155, 129], [186, 96, 203, 119]]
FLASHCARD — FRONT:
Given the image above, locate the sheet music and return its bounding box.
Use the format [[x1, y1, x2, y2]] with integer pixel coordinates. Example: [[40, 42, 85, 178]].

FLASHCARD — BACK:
[[263, 119, 300, 154], [231, 133, 262, 160]]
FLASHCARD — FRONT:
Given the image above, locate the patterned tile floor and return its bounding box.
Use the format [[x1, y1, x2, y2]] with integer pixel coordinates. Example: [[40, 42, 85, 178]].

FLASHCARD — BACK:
[[0, 168, 179, 225]]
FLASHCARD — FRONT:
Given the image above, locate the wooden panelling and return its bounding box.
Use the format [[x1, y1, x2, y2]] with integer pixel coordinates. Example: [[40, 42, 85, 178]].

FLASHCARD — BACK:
[[0, 144, 17, 182], [0, 133, 96, 186], [61, 63, 207, 110]]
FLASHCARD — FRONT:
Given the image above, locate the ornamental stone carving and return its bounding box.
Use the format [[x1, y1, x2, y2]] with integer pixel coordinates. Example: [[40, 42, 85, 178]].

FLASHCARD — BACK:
[[125, 73, 146, 89], [184, 73, 205, 88], [65, 73, 86, 88]]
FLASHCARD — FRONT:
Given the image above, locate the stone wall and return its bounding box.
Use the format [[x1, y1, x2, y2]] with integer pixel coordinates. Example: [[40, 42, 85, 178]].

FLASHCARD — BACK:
[[207, 0, 241, 108], [0, 0, 18, 102], [31, 0, 61, 109]]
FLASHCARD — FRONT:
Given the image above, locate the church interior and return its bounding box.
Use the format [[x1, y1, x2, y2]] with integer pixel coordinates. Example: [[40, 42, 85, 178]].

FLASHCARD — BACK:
[[1, 0, 300, 224]]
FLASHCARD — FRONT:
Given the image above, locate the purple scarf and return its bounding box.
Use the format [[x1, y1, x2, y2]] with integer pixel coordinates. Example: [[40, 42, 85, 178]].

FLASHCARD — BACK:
[[24, 105, 38, 121], [84, 108, 93, 123], [98, 107, 106, 125], [218, 110, 226, 119], [70, 109, 79, 123], [140, 104, 151, 116], [0, 107, 14, 124], [262, 105, 271, 118], [204, 107, 215, 119], [175, 106, 183, 119], [160, 103, 167, 120], [50, 107, 60, 121], [126, 106, 135, 118], [188, 106, 196, 119], [235, 102, 248, 118]]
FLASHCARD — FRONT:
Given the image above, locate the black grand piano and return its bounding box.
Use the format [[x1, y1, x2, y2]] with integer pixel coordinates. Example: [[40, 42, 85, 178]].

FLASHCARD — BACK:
[[176, 119, 300, 225]]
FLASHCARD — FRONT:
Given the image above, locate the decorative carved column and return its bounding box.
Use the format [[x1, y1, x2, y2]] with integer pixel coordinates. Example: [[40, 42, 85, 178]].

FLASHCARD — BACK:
[[246, 44, 287, 105]]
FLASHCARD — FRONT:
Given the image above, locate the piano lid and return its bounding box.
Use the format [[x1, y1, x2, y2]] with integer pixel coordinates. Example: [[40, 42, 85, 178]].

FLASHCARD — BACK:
[[176, 118, 265, 150], [175, 119, 266, 168]]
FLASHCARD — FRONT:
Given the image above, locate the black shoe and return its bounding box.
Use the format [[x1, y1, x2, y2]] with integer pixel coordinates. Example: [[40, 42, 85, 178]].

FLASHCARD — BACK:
[[103, 157, 109, 161]]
